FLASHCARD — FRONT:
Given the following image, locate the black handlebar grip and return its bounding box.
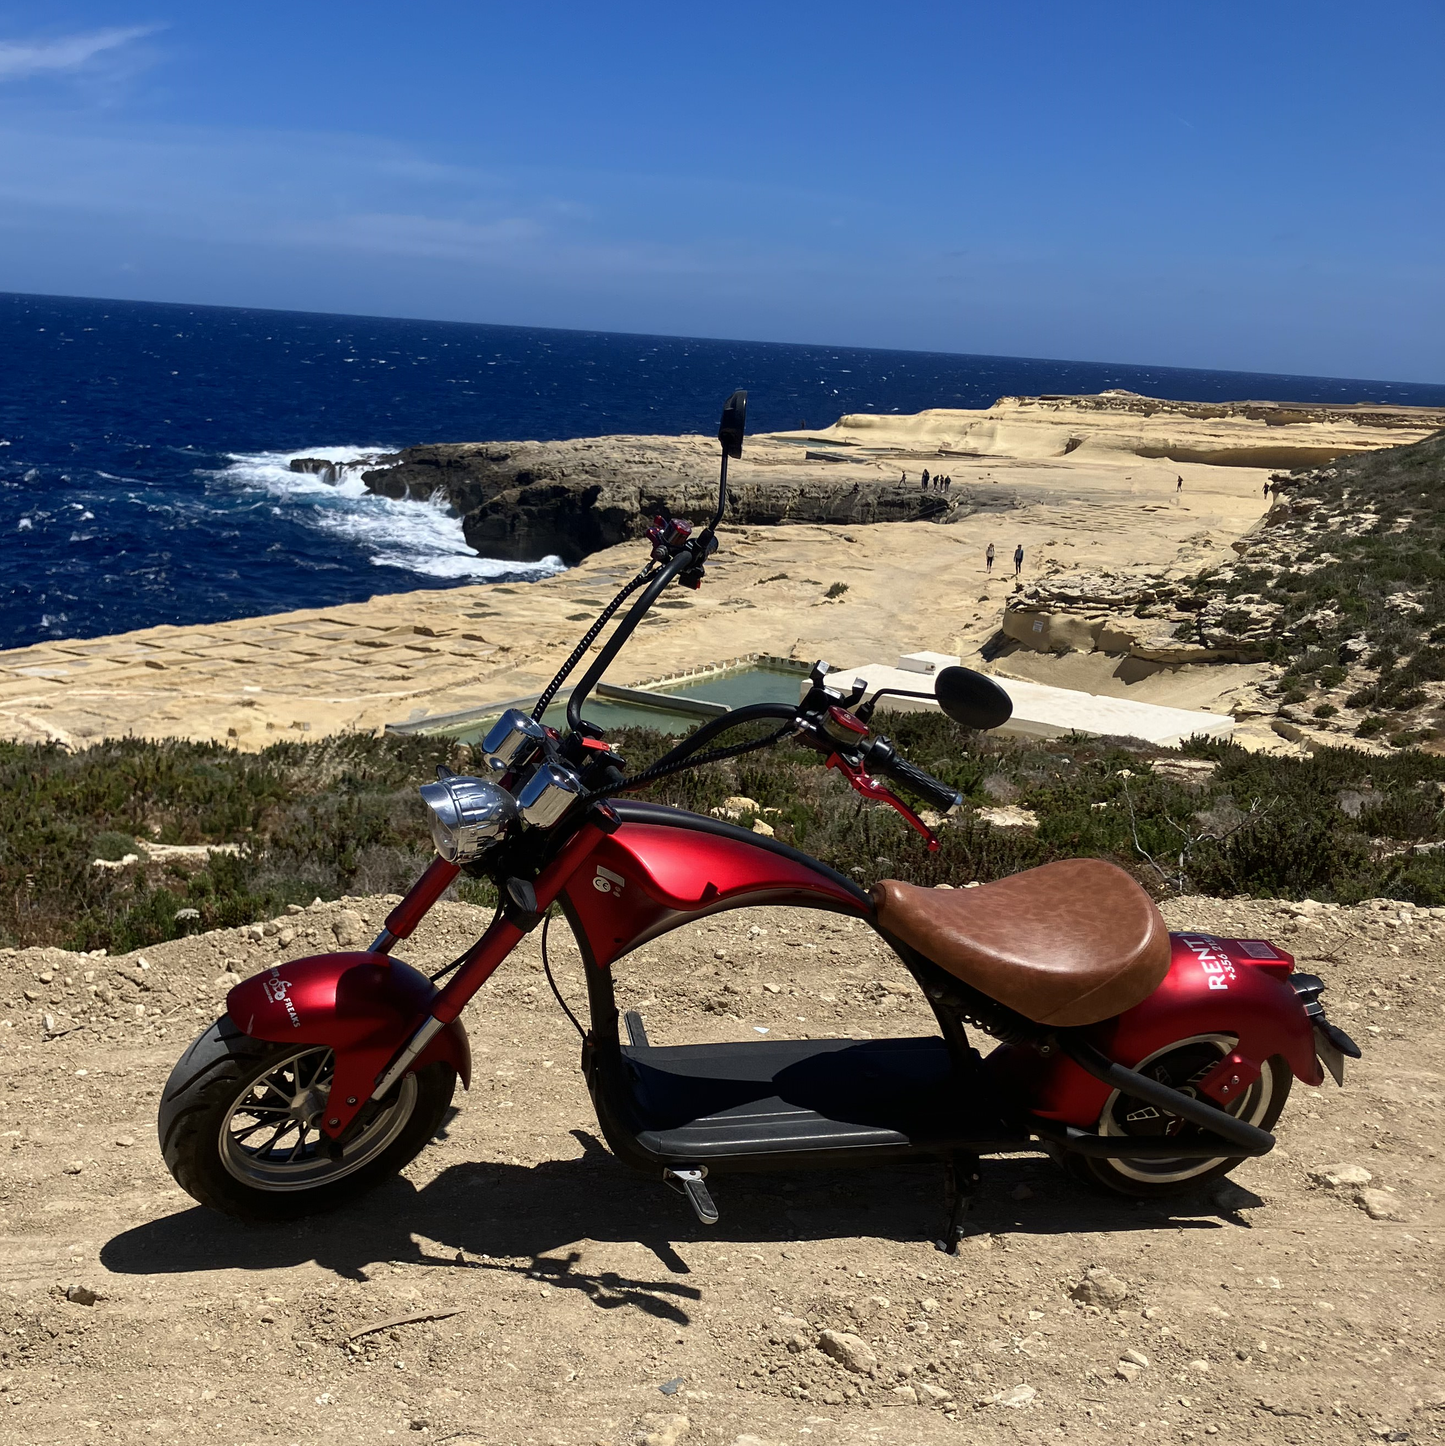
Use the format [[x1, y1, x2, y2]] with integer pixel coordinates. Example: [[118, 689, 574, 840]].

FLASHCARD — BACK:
[[870, 746, 962, 812]]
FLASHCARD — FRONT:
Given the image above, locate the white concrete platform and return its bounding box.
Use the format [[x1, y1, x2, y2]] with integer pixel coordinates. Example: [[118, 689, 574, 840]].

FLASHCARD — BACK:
[[834, 658, 1237, 748]]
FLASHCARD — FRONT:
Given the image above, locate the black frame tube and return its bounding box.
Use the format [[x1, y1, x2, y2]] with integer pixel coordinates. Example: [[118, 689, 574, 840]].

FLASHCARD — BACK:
[[566, 549, 694, 733], [1056, 1033, 1275, 1154]]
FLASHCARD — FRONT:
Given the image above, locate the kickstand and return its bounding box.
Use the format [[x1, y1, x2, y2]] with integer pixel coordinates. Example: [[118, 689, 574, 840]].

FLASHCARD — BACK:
[[936, 1152, 980, 1255]]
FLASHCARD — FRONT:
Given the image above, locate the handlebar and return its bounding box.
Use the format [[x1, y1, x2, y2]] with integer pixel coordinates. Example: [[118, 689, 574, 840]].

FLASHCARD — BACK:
[[863, 739, 963, 813]]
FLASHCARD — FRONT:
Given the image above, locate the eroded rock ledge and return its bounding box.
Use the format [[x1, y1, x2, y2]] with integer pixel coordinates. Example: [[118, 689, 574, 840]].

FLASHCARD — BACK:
[[359, 435, 960, 565], [820, 391, 1445, 470]]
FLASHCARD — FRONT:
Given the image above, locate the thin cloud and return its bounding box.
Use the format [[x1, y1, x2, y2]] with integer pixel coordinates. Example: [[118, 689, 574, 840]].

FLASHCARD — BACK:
[[0, 26, 157, 81]]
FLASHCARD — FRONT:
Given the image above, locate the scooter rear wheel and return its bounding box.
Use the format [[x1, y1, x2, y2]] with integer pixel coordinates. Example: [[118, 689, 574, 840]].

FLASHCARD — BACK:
[[158, 1015, 455, 1220], [1067, 1034, 1292, 1198]]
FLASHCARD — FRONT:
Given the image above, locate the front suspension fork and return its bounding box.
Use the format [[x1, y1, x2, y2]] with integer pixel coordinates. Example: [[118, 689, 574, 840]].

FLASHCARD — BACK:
[[338, 815, 613, 1137]]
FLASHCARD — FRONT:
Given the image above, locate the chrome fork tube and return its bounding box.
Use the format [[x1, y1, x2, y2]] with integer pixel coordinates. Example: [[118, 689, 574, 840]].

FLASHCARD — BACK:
[[371, 1015, 445, 1101]]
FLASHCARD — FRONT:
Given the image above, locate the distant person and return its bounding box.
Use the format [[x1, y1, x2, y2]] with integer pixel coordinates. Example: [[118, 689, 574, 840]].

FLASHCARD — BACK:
[[900, 470, 907, 484], [986, 542, 995, 574], [1263, 481, 1271, 501], [922, 467, 930, 487], [1013, 543, 1024, 577], [945, 475, 952, 490], [1176, 474, 1184, 494]]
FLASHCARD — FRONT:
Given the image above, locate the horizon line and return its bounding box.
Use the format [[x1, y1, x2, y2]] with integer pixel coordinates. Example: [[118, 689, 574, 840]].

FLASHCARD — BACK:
[[4, 287, 1443, 396]]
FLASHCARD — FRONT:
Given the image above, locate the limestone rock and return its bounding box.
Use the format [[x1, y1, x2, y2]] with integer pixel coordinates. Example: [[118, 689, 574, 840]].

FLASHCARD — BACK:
[[1310, 1163, 1372, 1189], [817, 1328, 877, 1375], [1069, 1267, 1129, 1309], [992, 1383, 1037, 1408], [332, 909, 366, 948], [640, 1413, 689, 1446], [363, 436, 959, 567], [1356, 1188, 1406, 1222]]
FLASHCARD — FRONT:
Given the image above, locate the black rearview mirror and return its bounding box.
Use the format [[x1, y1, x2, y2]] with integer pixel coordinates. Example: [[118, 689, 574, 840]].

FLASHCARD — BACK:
[[935, 666, 1013, 731], [718, 390, 747, 458]]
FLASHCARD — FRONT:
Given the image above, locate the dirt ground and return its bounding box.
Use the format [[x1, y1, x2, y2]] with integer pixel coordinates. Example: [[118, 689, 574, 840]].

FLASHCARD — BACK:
[[1, 889, 1442, 1446]]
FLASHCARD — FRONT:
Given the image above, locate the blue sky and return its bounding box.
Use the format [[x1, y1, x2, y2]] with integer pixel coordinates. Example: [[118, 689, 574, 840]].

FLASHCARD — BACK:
[[0, 2, 1441, 381]]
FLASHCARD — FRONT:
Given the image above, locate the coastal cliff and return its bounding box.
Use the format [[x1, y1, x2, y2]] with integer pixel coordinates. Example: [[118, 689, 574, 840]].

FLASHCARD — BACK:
[[359, 435, 959, 565], [347, 392, 1445, 568]]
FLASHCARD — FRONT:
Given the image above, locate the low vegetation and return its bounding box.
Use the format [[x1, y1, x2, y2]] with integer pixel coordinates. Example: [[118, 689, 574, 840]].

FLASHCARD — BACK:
[[3, 715, 1443, 953], [1190, 431, 1445, 742]]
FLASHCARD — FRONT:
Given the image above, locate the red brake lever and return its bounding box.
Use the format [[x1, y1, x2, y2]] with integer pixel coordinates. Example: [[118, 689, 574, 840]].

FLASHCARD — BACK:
[[826, 753, 941, 853]]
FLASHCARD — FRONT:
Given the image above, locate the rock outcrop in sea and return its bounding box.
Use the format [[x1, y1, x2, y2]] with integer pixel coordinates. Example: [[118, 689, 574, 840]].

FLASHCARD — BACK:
[[358, 435, 960, 565]]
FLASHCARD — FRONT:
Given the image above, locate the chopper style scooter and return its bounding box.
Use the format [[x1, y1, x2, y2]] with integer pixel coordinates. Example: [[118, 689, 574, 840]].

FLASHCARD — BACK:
[[158, 391, 1360, 1246]]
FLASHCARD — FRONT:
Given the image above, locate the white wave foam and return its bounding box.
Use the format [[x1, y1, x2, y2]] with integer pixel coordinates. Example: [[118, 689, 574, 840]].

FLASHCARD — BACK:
[[210, 447, 565, 583]]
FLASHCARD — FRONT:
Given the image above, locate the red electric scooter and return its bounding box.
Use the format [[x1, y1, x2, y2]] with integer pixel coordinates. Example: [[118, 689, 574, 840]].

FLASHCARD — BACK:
[[158, 392, 1359, 1245]]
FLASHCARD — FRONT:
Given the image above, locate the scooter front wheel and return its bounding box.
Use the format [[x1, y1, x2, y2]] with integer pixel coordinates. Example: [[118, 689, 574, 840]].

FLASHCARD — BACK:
[[1067, 1034, 1292, 1198], [158, 1015, 455, 1220]]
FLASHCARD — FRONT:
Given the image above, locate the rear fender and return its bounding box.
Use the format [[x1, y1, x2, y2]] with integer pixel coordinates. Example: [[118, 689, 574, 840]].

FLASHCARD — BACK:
[[984, 932, 1323, 1128], [226, 953, 471, 1115]]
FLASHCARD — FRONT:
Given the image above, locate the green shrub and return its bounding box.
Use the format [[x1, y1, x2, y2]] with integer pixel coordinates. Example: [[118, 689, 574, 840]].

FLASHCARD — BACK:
[[1312, 703, 1339, 719], [3, 718, 1443, 952], [825, 581, 849, 598], [91, 830, 137, 862]]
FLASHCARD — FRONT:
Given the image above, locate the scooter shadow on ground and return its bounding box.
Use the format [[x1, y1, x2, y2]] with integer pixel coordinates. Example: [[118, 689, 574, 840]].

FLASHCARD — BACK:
[[102, 1131, 1253, 1322]]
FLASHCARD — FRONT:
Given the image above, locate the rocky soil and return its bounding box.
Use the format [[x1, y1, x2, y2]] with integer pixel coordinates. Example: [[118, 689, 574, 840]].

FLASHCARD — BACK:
[[1, 891, 1442, 1445]]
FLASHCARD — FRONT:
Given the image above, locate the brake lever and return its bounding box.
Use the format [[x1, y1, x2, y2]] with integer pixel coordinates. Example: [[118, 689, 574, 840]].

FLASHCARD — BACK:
[[826, 752, 941, 853]]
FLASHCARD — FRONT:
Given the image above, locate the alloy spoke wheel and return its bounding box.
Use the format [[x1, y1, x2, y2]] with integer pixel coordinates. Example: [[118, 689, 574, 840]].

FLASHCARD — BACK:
[[219, 1046, 417, 1192]]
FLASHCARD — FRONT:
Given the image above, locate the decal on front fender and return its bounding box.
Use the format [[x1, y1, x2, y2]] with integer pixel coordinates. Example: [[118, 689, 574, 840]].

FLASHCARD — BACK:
[[1178, 933, 1237, 992], [261, 966, 302, 1027]]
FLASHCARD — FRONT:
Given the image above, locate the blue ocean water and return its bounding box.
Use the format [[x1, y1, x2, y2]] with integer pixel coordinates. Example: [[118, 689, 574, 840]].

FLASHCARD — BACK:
[[3, 290, 1443, 651]]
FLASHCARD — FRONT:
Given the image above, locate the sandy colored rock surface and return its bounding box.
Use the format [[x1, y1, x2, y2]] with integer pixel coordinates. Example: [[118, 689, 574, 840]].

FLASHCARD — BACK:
[[0, 441, 1279, 749], [0, 892, 1441, 1443], [814, 391, 1445, 469]]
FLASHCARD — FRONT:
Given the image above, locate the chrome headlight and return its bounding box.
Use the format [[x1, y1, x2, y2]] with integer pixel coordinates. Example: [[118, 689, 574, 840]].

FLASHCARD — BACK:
[[482, 708, 548, 772], [418, 774, 517, 863], [516, 761, 583, 829]]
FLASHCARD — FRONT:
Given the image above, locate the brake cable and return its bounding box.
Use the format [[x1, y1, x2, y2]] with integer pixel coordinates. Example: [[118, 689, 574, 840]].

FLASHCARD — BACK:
[[540, 912, 585, 1040], [585, 721, 795, 802], [429, 903, 501, 983]]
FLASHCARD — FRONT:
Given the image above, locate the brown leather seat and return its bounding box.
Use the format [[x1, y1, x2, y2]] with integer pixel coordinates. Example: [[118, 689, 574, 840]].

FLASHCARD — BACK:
[[871, 859, 1170, 1027]]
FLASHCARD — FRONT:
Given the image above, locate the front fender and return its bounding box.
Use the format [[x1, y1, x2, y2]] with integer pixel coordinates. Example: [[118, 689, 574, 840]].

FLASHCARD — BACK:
[[984, 931, 1323, 1128], [226, 952, 471, 1094]]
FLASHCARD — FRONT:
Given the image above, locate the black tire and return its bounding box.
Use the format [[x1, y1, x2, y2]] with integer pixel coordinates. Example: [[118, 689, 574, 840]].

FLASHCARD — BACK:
[[158, 1016, 455, 1220], [1064, 1036, 1293, 1199]]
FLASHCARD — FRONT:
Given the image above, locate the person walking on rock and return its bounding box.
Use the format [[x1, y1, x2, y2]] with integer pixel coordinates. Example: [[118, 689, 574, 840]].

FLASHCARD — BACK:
[[1013, 543, 1024, 577], [986, 542, 995, 574], [921, 467, 930, 488], [1176, 474, 1184, 494]]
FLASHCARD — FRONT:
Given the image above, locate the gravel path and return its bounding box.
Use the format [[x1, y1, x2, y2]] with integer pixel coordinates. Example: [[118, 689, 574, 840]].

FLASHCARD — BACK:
[[0, 893, 1441, 1445]]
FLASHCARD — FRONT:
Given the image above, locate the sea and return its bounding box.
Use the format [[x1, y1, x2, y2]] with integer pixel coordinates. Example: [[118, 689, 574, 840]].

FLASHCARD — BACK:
[[4, 290, 1443, 652]]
